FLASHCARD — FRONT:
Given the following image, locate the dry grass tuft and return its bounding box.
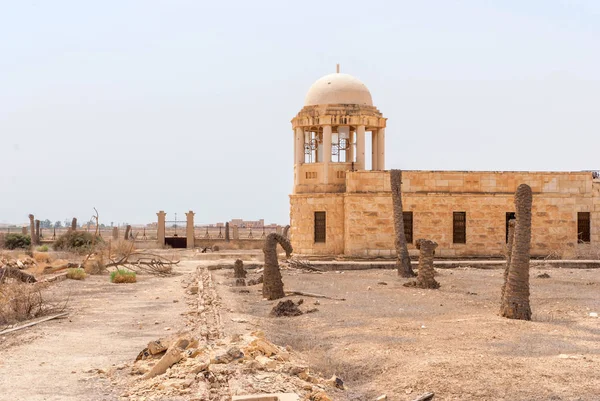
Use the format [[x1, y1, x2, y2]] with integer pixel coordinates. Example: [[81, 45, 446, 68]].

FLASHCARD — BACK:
[[66, 268, 86, 280], [110, 269, 136, 284]]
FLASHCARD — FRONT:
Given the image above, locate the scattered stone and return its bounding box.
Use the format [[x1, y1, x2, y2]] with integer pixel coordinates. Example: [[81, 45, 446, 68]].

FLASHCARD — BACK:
[[213, 347, 244, 364], [377, 281, 388, 285], [247, 276, 263, 286], [589, 312, 598, 318], [537, 273, 551, 279], [255, 355, 276, 370], [325, 375, 344, 389], [270, 300, 303, 317], [189, 286, 199, 295], [375, 395, 388, 401], [314, 300, 320, 306]]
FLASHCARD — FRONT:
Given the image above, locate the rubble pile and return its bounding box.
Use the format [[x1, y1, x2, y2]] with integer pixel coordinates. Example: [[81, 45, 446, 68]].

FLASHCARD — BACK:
[[0, 255, 37, 270], [105, 331, 342, 401]]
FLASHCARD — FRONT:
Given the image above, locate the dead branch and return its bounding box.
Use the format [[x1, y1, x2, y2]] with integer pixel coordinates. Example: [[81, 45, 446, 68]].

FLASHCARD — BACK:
[[105, 250, 179, 276], [287, 258, 324, 272], [0, 312, 68, 335], [412, 393, 434, 401], [285, 290, 345, 301]]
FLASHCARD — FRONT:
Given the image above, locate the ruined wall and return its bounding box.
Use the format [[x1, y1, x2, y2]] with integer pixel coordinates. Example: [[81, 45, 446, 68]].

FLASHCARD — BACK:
[[289, 193, 345, 255], [292, 170, 598, 258]]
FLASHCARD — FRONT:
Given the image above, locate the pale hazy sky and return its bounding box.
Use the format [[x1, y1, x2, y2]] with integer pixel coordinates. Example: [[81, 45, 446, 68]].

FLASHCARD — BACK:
[[1, 0, 599, 226]]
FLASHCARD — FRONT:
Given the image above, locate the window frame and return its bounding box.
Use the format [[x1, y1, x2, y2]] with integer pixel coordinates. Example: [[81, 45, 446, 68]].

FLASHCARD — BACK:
[[403, 211, 413, 244], [314, 211, 326, 243], [577, 212, 591, 243], [453, 211, 467, 244]]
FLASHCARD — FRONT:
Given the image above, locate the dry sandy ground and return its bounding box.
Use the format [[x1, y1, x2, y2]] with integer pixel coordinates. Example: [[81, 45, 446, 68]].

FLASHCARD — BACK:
[[2, 254, 600, 401], [0, 261, 199, 401], [215, 265, 600, 401]]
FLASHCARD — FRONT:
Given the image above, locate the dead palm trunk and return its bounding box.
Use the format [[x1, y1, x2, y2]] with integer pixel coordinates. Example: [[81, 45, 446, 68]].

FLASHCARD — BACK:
[[390, 170, 415, 277], [500, 184, 532, 320], [124, 225, 131, 240], [501, 219, 516, 305], [225, 222, 230, 242], [415, 239, 439, 288], [262, 233, 293, 300], [283, 225, 290, 239], [71, 218, 77, 231]]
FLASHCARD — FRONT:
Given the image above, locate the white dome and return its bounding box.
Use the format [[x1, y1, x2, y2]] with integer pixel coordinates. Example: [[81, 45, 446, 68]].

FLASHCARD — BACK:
[[304, 73, 373, 106]]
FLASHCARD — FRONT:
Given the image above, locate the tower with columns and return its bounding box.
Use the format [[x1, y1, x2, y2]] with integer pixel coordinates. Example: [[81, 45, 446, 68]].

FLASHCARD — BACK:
[[291, 67, 387, 195], [289, 68, 387, 255]]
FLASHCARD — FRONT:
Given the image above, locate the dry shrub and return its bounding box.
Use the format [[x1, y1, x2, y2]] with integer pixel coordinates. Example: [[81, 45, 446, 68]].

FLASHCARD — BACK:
[[33, 252, 52, 264], [110, 269, 136, 283], [53, 231, 100, 253], [109, 239, 135, 259], [83, 252, 106, 275], [66, 268, 86, 280], [0, 282, 57, 326]]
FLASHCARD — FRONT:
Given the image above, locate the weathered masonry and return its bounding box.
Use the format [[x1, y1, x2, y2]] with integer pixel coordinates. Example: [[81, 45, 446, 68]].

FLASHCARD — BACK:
[[289, 69, 600, 258]]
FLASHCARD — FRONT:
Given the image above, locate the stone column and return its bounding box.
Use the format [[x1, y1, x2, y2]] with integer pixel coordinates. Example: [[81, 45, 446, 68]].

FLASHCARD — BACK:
[[322, 125, 332, 182], [371, 130, 379, 171], [294, 127, 304, 187], [347, 129, 354, 164], [157, 211, 166, 247], [185, 210, 195, 249], [356, 125, 366, 170], [232, 225, 239, 240], [377, 127, 385, 170]]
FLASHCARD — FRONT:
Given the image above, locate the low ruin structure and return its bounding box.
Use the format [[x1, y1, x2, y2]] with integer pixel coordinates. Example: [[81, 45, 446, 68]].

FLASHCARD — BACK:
[[289, 69, 600, 258]]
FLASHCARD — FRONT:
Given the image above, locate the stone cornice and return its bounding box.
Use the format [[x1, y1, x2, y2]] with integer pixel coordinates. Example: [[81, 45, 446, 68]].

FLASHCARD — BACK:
[[291, 104, 386, 130]]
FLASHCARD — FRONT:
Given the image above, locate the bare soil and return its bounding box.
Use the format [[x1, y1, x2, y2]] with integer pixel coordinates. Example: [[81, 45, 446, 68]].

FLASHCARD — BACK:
[[215, 265, 600, 401], [2, 252, 600, 401], [0, 261, 198, 401]]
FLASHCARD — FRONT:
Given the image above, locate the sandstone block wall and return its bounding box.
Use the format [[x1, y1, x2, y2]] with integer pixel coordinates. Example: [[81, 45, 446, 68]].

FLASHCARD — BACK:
[[291, 170, 599, 258], [289, 194, 344, 255]]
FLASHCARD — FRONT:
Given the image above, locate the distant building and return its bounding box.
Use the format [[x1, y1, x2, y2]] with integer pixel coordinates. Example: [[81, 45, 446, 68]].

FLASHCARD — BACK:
[[229, 219, 265, 228]]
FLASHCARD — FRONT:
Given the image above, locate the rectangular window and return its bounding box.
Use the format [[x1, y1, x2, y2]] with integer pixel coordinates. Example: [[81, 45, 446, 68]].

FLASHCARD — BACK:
[[453, 212, 466, 244], [314, 211, 326, 243], [506, 212, 516, 243], [578, 212, 591, 243], [403, 211, 413, 244]]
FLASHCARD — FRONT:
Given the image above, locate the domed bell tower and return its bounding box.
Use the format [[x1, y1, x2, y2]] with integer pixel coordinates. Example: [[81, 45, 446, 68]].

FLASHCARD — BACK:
[[291, 66, 387, 195]]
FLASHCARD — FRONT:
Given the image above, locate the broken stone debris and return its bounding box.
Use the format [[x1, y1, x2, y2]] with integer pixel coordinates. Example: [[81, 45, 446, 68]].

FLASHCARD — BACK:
[[120, 331, 340, 400]]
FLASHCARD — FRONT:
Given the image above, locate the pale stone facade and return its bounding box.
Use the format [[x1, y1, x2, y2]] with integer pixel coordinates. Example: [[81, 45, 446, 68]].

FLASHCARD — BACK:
[[290, 70, 599, 258]]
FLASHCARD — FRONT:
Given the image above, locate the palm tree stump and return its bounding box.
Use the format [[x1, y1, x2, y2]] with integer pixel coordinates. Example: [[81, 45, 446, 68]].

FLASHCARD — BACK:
[[501, 219, 516, 304], [404, 239, 439, 289], [390, 170, 415, 278], [262, 233, 293, 300], [500, 184, 533, 320]]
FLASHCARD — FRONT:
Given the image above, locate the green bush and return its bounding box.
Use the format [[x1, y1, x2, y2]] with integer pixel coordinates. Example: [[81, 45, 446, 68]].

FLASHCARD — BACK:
[[4, 234, 31, 250], [110, 269, 137, 284], [53, 231, 102, 252], [37, 245, 49, 252]]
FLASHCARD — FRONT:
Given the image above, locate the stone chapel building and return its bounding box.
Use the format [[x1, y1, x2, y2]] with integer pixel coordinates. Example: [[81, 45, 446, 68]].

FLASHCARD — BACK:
[[289, 70, 600, 258]]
